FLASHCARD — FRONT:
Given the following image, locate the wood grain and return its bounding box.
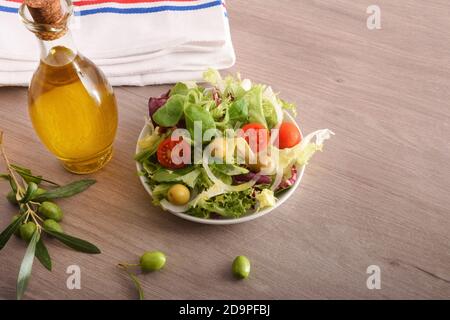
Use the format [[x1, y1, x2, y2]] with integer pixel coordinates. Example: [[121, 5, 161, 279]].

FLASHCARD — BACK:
[[0, 0, 449, 299]]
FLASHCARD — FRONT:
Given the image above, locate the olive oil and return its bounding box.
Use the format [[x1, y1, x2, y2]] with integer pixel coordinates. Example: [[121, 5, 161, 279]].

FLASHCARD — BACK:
[[29, 47, 118, 174], [21, 0, 118, 174]]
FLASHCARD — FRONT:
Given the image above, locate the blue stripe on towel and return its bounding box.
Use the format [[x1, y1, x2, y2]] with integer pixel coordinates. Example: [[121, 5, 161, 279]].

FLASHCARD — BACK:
[[0, 1, 224, 16], [0, 5, 17, 13]]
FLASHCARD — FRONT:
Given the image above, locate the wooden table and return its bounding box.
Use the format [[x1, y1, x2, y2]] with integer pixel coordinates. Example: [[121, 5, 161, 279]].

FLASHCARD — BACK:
[[1, 0, 449, 300]]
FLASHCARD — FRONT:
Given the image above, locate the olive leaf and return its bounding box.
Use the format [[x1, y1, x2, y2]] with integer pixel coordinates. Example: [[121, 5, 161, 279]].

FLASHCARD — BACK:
[[17, 230, 39, 300], [33, 179, 96, 202], [19, 182, 38, 203], [35, 238, 52, 271], [120, 266, 144, 300], [43, 228, 101, 254], [0, 213, 26, 250], [10, 165, 42, 185], [11, 164, 59, 186]]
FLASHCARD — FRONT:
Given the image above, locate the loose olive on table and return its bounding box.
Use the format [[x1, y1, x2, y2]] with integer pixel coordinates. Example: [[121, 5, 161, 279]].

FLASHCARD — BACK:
[[140, 251, 167, 272], [232, 255, 251, 279]]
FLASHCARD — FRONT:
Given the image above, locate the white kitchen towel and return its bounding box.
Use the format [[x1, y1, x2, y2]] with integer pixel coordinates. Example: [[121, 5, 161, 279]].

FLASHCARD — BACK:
[[0, 0, 234, 86]]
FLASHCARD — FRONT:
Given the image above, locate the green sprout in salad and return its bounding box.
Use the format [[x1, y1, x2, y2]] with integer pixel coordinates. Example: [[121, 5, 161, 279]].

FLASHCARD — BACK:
[[135, 69, 334, 219]]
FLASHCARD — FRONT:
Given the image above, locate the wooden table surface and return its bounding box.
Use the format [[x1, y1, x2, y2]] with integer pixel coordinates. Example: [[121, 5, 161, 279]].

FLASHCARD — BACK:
[[1, 0, 449, 300]]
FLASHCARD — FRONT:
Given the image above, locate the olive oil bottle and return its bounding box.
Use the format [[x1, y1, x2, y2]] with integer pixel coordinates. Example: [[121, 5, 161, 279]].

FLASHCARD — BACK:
[[20, 0, 118, 174]]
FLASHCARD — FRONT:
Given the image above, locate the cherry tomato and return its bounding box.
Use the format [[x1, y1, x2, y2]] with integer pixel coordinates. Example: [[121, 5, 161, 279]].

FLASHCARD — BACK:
[[157, 138, 190, 169], [241, 123, 269, 152], [276, 122, 302, 149]]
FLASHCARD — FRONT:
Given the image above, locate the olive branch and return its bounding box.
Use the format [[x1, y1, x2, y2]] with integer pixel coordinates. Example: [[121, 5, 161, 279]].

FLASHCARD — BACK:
[[0, 131, 100, 300]]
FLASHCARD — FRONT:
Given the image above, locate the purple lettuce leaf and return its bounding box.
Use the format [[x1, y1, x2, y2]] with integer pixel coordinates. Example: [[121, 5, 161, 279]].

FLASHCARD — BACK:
[[148, 90, 170, 121], [233, 172, 272, 185]]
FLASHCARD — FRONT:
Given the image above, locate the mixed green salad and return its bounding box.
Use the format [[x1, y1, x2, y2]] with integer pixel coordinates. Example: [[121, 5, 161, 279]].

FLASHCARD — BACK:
[[135, 69, 333, 219]]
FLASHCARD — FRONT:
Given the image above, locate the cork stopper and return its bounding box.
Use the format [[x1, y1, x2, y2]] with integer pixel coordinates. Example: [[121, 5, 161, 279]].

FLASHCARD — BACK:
[[24, 0, 68, 41], [25, 0, 63, 24]]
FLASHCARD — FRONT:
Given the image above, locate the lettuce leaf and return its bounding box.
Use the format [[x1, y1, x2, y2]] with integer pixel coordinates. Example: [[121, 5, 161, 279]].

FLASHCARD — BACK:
[[135, 127, 165, 162], [193, 188, 255, 218], [244, 85, 267, 128], [203, 68, 250, 100], [262, 100, 278, 129], [170, 82, 190, 96], [211, 164, 249, 176], [203, 68, 225, 92], [152, 167, 201, 189], [279, 98, 297, 116], [256, 189, 277, 209], [227, 99, 249, 127], [262, 86, 283, 129], [278, 129, 335, 173], [152, 94, 185, 127], [151, 184, 173, 206], [184, 104, 216, 142]]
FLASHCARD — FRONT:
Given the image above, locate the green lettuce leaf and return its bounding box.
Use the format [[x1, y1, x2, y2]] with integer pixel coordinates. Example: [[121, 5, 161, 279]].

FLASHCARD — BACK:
[[228, 99, 249, 128], [151, 184, 173, 206], [193, 188, 255, 218], [152, 167, 200, 189], [244, 86, 267, 128], [184, 104, 216, 142], [262, 100, 278, 129], [278, 129, 335, 173], [152, 94, 185, 127]]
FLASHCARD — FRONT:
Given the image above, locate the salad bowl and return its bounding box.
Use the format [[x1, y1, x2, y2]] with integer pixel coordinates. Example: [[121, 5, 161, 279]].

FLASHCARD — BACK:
[[136, 111, 305, 225], [135, 69, 333, 225]]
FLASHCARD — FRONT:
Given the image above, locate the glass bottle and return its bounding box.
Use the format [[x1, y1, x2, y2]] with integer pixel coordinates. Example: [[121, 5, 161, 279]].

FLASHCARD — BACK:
[[19, 0, 118, 174]]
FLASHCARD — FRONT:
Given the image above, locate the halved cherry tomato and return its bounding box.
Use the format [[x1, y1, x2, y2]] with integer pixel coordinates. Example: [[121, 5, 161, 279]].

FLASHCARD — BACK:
[[276, 122, 302, 149], [241, 123, 269, 152], [157, 138, 191, 169]]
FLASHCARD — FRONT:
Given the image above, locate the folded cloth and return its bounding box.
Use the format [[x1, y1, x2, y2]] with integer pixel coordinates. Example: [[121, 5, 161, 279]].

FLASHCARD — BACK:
[[0, 0, 234, 86]]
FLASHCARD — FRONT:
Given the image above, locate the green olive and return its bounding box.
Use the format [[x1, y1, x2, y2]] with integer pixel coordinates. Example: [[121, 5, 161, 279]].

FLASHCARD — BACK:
[[167, 184, 190, 205], [43, 219, 63, 233], [140, 251, 166, 272], [232, 255, 251, 279], [6, 190, 17, 205], [32, 188, 47, 199], [38, 201, 63, 221], [20, 221, 37, 242]]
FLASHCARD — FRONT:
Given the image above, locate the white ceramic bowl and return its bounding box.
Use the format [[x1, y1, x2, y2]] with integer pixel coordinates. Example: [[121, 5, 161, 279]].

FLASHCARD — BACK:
[[136, 112, 305, 225]]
